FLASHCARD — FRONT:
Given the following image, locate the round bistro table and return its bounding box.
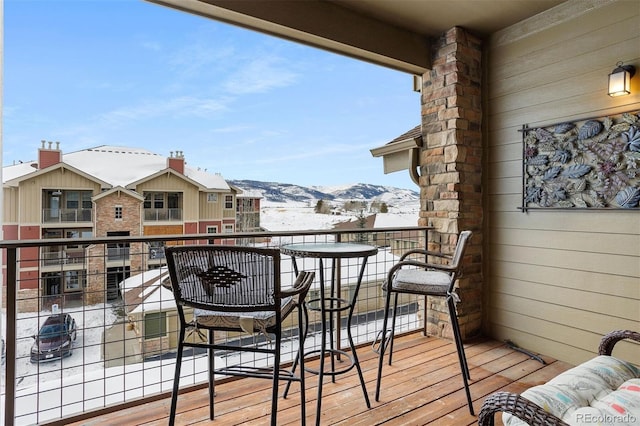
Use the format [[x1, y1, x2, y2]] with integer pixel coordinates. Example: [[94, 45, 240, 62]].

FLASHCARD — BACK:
[[280, 242, 378, 425]]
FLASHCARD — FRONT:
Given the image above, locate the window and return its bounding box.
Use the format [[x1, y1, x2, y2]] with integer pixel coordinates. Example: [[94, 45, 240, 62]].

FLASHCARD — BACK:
[[223, 224, 234, 233], [81, 191, 92, 209], [225, 195, 233, 209], [167, 192, 180, 209], [66, 191, 79, 209], [65, 271, 84, 291], [143, 192, 165, 209], [144, 312, 167, 339], [154, 193, 164, 209], [207, 226, 218, 244], [207, 193, 218, 203], [115, 206, 123, 219]]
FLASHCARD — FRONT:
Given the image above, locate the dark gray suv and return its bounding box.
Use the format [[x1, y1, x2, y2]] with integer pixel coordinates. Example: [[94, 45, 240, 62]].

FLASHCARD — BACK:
[[30, 313, 77, 362]]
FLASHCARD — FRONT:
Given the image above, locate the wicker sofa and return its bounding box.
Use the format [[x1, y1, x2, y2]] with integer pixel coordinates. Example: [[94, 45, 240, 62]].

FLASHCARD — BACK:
[[478, 330, 640, 426]]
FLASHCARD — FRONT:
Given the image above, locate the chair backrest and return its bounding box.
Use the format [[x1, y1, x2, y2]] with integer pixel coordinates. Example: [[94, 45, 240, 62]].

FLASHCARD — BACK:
[[165, 245, 281, 313], [449, 230, 473, 273]]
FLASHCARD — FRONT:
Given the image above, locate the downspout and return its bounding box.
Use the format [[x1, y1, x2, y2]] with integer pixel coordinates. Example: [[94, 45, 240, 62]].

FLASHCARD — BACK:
[[409, 147, 422, 186]]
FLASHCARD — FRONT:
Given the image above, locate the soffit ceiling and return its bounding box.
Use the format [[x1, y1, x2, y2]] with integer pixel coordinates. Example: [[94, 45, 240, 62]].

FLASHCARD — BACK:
[[146, 0, 567, 74], [331, 0, 567, 37]]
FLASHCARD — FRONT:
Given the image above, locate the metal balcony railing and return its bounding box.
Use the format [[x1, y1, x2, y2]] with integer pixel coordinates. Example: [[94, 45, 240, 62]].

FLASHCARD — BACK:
[[143, 208, 182, 221], [42, 209, 92, 223], [106, 246, 130, 262], [0, 227, 430, 426]]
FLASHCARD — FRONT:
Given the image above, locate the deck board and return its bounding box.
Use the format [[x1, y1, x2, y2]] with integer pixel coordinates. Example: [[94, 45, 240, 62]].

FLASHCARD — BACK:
[[66, 334, 572, 425]]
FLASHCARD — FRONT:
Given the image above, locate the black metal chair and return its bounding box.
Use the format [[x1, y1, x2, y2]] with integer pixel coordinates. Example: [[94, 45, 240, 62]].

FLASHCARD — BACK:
[[374, 230, 474, 415], [165, 245, 314, 426]]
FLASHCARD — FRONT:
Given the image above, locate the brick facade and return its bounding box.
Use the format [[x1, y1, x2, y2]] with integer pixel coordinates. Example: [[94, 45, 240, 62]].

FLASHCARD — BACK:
[[419, 27, 483, 340], [87, 191, 144, 305]]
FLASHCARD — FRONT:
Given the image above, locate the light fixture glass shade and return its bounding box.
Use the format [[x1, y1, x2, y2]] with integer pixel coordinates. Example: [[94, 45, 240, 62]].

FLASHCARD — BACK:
[[608, 63, 635, 97]]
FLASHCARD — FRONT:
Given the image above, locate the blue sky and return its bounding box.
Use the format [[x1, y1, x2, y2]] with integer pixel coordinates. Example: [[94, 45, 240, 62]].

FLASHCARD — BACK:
[[3, 0, 421, 190]]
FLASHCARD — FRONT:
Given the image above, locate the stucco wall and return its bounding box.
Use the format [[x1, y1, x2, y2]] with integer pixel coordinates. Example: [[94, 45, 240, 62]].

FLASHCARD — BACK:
[[485, 0, 640, 365]]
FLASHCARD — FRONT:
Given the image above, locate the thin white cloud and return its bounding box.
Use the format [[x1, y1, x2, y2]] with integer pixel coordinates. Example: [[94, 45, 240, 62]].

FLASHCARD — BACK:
[[139, 40, 162, 52], [248, 143, 373, 165], [98, 96, 231, 126], [223, 55, 298, 95], [212, 125, 253, 133]]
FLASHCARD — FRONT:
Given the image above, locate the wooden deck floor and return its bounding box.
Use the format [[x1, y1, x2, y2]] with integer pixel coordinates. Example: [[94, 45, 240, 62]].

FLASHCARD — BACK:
[[71, 334, 572, 425]]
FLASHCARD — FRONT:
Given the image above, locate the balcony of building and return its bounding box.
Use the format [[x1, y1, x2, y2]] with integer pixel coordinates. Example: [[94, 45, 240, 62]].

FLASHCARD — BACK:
[[0, 227, 572, 426], [41, 190, 93, 225], [142, 192, 183, 222]]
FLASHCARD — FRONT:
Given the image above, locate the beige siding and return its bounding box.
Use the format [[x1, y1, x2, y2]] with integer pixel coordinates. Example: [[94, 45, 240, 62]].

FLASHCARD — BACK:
[[16, 170, 102, 223], [3, 187, 19, 223], [199, 192, 226, 219], [134, 175, 199, 221], [486, 0, 640, 366]]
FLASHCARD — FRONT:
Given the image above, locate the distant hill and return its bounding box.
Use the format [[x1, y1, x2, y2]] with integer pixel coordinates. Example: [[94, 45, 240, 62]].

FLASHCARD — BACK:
[[228, 180, 419, 208]]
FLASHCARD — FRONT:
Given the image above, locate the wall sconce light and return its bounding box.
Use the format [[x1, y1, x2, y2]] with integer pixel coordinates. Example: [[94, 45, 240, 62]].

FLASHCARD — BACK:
[[608, 62, 635, 97]]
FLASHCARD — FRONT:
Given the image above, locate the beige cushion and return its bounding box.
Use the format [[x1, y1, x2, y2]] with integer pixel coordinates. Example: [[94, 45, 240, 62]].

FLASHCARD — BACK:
[[193, 296, 294, 335], [384, 269, 452, 295]]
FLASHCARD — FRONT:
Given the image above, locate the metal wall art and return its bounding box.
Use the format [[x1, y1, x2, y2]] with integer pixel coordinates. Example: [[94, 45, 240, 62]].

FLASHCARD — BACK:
[[521, 110, 640, 211]]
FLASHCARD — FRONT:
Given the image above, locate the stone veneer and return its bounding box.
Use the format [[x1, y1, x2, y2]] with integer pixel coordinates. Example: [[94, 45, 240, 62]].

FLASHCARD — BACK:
[[86, 190, 144, 305], [418, 27, 483, 340]]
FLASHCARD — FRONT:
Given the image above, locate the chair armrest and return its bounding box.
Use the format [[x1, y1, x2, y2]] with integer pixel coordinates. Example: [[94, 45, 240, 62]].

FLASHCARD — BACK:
[[389, 259, 457, 277], [281, 271, 315, 303], [598, 330, 640, 355], [478, 391, 569, 426], [399, 249, 452, 262]]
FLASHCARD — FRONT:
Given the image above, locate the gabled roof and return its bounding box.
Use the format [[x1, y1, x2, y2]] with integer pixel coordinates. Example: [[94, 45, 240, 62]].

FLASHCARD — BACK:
[[370, 125, 422, 158], [121, 267, 175, 314], [3, 161, 112, 189], [93, 186, 145, 202], [3, 145, 231, 192], [124, 167, 207, 191]]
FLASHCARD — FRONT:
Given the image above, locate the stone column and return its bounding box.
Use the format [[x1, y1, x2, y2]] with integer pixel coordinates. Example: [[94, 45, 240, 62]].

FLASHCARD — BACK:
[[418, 26, 483, 340]]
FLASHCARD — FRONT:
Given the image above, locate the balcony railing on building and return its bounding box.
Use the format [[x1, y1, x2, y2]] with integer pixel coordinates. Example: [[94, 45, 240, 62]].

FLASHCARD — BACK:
[[42, 208, 92, 223], [143, 208, 182, 221], [1, 226, 429, 426]]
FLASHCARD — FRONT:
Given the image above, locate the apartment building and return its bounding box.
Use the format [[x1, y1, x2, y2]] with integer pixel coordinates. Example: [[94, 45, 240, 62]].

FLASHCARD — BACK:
[[2, 142, 244, 311]]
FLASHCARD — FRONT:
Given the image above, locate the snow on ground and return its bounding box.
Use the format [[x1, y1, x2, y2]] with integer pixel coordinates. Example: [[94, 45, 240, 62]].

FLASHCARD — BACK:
[[260, 203, 350, 231], [2, 204, 422, 424], [8, 314, 416, 425], [259, 200, 419, 232], [9, 304, 119, 389]]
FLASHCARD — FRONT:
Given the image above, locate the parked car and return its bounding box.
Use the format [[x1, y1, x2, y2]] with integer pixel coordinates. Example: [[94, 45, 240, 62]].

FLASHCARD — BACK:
[[30, 313, 77, 362]]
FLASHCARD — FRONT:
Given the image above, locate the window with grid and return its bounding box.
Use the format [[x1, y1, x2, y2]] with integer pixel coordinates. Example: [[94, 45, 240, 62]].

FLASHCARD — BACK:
[[144, 312, 167, 339], [224, 195, 233, 209]]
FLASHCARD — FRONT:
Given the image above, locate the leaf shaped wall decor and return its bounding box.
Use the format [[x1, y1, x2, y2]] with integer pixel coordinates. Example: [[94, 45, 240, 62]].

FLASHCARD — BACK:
[[624, 126, 640, 152], [562, 164, 591, 178], [578, 120, 603, 140], [522, 110, 640, 210], [615, 187, 640, 208]]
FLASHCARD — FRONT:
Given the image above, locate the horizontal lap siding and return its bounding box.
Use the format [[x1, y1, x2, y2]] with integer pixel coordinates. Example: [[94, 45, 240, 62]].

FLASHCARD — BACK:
[[485, 0, 640, 366]]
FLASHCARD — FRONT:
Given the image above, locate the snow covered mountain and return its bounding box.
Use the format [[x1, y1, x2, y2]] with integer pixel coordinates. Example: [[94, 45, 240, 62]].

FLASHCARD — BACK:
[[228, 179, 419, 207]]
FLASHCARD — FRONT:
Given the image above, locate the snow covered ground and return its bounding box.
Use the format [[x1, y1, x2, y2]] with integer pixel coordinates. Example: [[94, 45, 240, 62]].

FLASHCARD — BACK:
[[2, 203, 422, 425]]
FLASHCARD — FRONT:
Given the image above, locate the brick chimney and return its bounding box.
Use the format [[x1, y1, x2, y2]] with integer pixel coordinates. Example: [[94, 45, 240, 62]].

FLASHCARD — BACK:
[[167, 150, 185, 174], [38, 140, 62, 169]]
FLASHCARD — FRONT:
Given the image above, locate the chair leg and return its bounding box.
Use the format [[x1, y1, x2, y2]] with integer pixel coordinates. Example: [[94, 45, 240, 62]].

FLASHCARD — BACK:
[[271, 330, 281, 426], [283, 302, 309, 399], [169, 328, 186, 426], [208, 330, 215, 420], [298, 303, 307, 425], [388, 292, 400, 366], [375, 287, 394, 402], [448, 297, 474, 415]]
